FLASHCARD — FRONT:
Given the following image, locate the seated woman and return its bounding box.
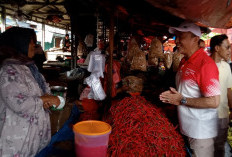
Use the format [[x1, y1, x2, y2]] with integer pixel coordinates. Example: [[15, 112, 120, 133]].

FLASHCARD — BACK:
[[0, 27, 63, 157]]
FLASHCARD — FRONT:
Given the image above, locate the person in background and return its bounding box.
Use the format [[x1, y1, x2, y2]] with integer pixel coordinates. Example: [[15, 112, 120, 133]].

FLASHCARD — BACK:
[[199, 39, 211, 56], [63, 34, 71, 51], [77, 55, 86, 64], [0, 27, 63, 157], [199, 39, 206, 49], [33, 44, 47, 73], [159, 21, 220, 157], [210, 34, 232, 157]]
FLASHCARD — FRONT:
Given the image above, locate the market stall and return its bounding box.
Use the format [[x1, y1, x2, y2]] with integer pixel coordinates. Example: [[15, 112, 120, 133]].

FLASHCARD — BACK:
[[1, 0, 232, 157]]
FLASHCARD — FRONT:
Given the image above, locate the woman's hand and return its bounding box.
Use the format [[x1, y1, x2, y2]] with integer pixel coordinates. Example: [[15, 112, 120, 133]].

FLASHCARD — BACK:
[[40, 95, 60, 109]]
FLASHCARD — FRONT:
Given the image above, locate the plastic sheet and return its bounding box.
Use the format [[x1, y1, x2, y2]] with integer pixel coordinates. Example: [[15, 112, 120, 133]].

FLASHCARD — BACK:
[[59, 68, 86, 81], [146, 0, 232, 28]]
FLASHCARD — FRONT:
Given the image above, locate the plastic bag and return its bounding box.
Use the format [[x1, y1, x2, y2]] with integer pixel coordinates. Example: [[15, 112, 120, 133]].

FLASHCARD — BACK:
[[85, 75, 106, 100], [88, 49, 105, 78], [84, 34, 94, 47], [67, 68, 85, 80], [59, 68, 85, 81]]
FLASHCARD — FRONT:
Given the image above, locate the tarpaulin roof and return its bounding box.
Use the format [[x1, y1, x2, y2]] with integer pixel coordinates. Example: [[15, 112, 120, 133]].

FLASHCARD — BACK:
[[0, 0, 69, 29], [146, 0, 232, 28], [1, 0, 232, 34]]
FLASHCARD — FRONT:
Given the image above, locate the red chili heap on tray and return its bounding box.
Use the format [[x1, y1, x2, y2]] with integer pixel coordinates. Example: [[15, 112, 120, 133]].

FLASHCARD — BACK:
[[105, 95, 186, 157]]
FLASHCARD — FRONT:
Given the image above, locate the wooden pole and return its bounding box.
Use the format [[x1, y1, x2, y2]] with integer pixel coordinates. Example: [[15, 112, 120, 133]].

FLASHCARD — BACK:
[[70, 26, 74, 69], [1, 6, 6, 32], [106, 12, 114, 101], [42, 22, 45, 49], [70, 18, 78, 69]]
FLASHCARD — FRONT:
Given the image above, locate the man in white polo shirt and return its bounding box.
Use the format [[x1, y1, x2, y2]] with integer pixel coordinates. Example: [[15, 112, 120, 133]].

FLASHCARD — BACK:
[[210, 34, 232, 157], [159, 21, 220, 157]]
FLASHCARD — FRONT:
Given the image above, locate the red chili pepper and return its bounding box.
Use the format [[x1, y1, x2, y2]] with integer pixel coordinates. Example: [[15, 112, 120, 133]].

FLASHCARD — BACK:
[[104, 95, 186, 156]]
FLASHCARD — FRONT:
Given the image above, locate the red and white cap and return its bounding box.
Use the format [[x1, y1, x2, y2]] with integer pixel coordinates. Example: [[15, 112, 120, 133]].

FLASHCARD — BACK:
[[169, 21, 201, 37]]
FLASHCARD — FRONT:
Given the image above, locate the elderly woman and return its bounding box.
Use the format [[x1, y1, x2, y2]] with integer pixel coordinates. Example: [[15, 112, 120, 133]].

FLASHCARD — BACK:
[[0, 27, 62, 156]]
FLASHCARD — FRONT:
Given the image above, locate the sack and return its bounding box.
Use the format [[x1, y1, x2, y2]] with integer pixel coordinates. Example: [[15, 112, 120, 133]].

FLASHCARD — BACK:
[[149, 37, 164, 59], [172, 52, 184, 72], [164, 52, 173, 69], [148, 57, 159, 67], [122, 76, 143, 93], [127, 37, 140, 63], [130, 47, 147, 71]]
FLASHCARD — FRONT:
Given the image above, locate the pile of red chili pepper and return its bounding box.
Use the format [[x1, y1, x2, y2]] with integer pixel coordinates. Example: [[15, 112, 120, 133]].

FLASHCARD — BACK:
[[104, 95, 186, 156]]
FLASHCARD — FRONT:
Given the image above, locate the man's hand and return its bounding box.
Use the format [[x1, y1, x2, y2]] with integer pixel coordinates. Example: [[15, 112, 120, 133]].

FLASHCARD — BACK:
[[159, 87, 182, 106]]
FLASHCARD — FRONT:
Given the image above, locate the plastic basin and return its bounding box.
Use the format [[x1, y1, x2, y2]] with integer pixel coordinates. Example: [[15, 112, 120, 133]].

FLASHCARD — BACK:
[[73, 120, 111, 157]]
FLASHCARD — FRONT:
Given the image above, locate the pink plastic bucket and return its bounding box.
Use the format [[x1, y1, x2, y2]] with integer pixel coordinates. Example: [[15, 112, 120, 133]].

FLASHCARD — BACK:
[[73, 120, 111, 157]]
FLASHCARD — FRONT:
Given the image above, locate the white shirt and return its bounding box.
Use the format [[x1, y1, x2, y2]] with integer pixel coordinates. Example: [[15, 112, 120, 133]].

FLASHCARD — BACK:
[[216, 60, 232, 118], [176, 49, 220, 139]]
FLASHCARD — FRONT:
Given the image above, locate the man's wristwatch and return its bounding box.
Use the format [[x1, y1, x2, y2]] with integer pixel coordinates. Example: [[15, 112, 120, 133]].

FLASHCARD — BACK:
[[180, 96, 187, 105]]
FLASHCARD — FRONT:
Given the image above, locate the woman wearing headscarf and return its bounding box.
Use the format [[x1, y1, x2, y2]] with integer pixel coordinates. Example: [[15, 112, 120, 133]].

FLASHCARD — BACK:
[[0, 27, 62, 157]]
